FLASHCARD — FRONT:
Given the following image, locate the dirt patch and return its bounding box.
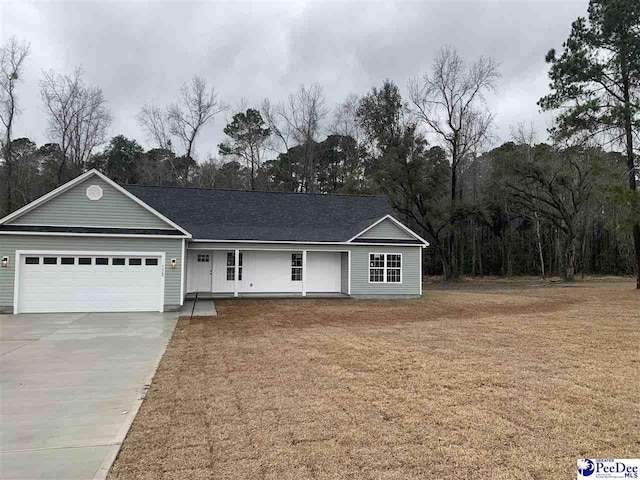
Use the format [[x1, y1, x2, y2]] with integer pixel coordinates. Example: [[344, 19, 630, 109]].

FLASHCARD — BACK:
[[109, 279, 640, 480]]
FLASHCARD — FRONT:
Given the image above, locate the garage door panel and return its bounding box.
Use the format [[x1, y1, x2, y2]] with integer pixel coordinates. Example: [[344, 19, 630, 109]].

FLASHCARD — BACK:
[[18, 254, 163, 313]]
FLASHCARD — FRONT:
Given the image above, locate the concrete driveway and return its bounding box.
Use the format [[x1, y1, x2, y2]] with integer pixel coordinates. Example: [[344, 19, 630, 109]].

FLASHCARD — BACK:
[[0, 311, 178, 480]]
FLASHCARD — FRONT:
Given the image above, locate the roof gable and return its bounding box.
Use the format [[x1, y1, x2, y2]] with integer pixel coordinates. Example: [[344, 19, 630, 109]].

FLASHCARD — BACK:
[[1, 170, 190, 236], [356, 217, 415, 240], [349, 215, 428, 245]]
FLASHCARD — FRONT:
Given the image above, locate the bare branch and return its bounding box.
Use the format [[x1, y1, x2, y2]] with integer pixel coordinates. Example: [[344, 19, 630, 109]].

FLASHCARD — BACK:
[[167, 76, 227, 160], [137, 102, 172, 150]]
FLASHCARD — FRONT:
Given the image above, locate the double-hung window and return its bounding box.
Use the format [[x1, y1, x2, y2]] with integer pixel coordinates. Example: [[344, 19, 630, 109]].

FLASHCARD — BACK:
[[291, 253, 302, 281], [369, 253, 402, 283], [226, 252, 243, 281]]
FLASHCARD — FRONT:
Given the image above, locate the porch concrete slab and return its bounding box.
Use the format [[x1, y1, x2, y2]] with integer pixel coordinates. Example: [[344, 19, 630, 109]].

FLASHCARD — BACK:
[[0, 311, 178, 480]]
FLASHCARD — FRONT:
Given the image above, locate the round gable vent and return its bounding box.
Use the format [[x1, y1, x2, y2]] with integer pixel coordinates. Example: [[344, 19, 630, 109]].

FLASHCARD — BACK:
[[86, 184, 103, 201]]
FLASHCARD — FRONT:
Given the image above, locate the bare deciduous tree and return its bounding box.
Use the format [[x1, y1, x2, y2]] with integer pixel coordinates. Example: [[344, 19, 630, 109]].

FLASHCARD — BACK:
[[409, 46, 500, 277], [261, 84, 327, 191], [261, 98, 291, 153], [40, 68, 111, 184], [137, 102, 172, 150], [167, 76, 226, 161], [330, 94, 363, 142], [0, 37, 30, 214]]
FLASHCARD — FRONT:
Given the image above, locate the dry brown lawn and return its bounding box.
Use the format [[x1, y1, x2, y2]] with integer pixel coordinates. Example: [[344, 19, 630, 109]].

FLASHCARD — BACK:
[[109, 279, 640, 480]]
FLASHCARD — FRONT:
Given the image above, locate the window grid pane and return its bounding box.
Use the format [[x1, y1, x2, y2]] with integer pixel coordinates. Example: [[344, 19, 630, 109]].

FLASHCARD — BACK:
[[291, 267, 302, 281], [226, 253, 243, 280], [226, 268, 243, 281], [369, 254, 384, 268], [291, 254, 302, 267], [369, 268, 384, 282], [387, 268, 401, 283], [387, 254, 401, 268]]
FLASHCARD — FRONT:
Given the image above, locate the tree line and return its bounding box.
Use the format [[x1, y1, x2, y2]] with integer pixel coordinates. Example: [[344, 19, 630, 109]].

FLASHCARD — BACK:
[[1, 0, 638, 286]]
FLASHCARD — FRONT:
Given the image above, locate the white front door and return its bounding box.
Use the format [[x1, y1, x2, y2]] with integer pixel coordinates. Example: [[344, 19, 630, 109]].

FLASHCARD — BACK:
[[187, 251, 212, 292]]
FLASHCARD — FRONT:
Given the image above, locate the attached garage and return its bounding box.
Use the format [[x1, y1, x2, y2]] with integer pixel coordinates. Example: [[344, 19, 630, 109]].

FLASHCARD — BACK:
[[16, 251, 165, 313], [0, 170, 189, 314]]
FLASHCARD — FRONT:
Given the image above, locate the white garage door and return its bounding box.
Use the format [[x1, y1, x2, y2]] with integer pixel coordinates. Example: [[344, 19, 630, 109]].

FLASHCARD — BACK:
[[17, 253, 164, 313]]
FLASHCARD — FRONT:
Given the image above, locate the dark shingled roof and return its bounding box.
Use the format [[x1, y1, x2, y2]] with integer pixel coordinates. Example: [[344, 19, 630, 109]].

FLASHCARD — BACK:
[[123, 184, 397, 242]]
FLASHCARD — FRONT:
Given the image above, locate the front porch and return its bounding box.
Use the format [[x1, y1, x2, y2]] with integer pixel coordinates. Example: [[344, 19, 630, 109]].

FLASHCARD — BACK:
[[185, 247, 350, 298]]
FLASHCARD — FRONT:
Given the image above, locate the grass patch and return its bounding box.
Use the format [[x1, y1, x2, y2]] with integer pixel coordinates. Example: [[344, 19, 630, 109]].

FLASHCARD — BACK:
[[109, 279, 640, 479]]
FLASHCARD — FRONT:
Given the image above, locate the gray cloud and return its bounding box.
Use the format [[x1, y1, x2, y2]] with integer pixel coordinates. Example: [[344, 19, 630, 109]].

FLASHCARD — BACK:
[[1, 0, 587, 160]]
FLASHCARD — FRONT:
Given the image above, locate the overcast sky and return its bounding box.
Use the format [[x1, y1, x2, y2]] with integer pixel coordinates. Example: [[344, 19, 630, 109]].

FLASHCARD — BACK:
[[1, 0, 587, 161]]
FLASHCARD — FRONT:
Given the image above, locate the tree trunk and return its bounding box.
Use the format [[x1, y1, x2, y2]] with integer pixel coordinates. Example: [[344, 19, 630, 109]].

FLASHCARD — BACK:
[[471, 218, 476, 278], [564, 237, 576, 282], [554, 229, 561, 276], [580, 227, 587, 279], [458, 224, 465, 277], [534, 211, 545, 278], [506, 205, 513, 277], [449, 147, 458, 279], [477, 228, 483, 276], [4, 143, 12, 215], [621, 62, 640, 289], [439, 245, 451, 281]]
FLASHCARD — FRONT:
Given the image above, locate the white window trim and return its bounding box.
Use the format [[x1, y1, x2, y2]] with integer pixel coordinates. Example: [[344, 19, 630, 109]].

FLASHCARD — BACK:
[[291, 253, 303, 282], [368, 252, 402, 284], [226, 251, 243, 282]]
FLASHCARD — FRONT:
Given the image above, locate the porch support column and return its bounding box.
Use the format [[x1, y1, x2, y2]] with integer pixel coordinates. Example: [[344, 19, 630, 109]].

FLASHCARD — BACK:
[[301, 250, 307, 297], [234, 248, 239, 298], [347, 250, 351, 295]]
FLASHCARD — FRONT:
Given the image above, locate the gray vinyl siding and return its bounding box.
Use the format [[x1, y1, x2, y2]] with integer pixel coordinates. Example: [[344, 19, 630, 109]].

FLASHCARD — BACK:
[[349, 245, 422, 296], [0, 235, 183, 309], [9, 177, 171, 229], [358, 218, 415, 240], [340, 252, 349, 294]]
